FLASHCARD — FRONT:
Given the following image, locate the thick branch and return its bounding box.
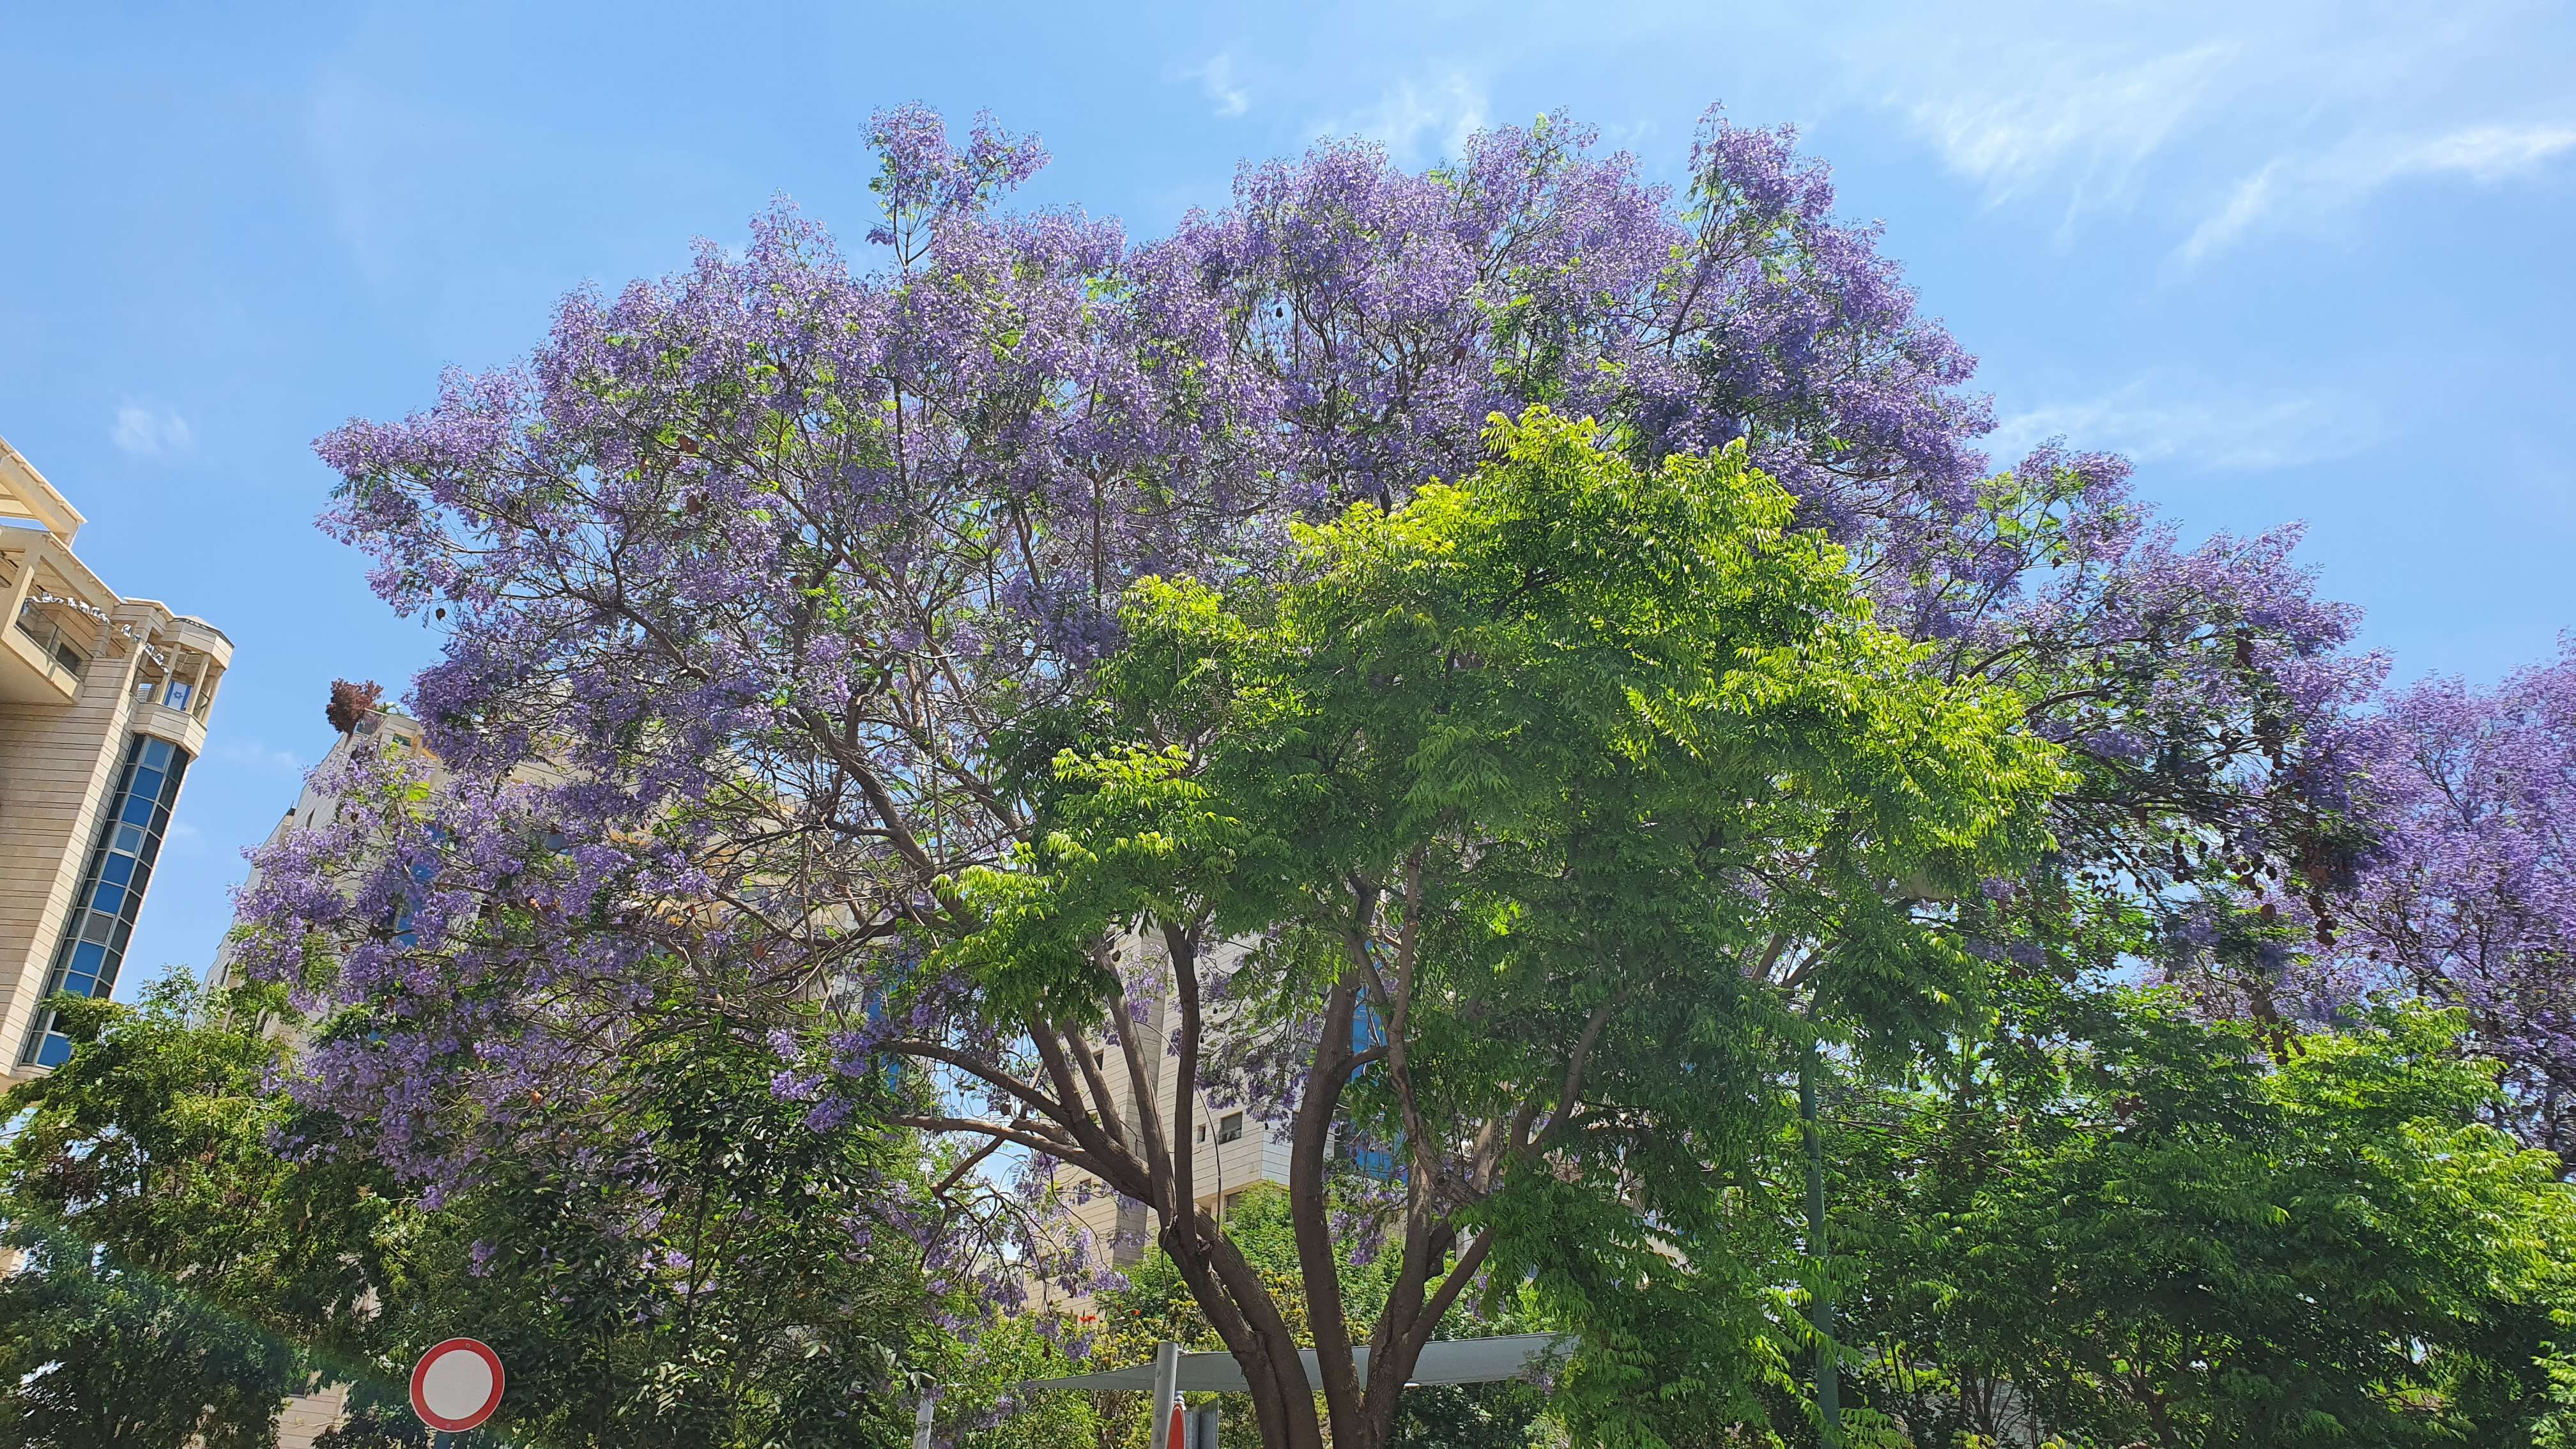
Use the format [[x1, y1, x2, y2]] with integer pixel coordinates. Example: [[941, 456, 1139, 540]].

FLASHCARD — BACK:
[[1292, 974, 1367, 1444]]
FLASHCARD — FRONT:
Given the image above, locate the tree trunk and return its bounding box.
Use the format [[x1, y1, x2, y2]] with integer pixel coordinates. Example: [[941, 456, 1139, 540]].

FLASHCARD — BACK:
[[1802, 1044, 1839, 1446]]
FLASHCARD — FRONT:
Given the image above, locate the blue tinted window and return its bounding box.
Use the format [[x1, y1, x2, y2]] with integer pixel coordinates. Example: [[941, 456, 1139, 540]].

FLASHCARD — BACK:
[[19, 735, 192, 1069]]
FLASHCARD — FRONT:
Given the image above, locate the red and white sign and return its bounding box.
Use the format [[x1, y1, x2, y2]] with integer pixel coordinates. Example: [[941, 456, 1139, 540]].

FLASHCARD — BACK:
[[410, 1338, 505, 1433]]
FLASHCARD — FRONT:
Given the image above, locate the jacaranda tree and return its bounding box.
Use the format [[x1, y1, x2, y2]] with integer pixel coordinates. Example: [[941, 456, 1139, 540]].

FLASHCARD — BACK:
[[234, 102, 2425, 1445], [2329, 647, 2576, 1169]]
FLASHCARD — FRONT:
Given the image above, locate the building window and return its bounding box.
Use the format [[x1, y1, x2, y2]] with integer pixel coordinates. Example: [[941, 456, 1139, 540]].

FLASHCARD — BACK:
[[1217, 1111, 1245, 1144], [1340, 1128, 1402, 1183], [19, 734, 191, 1069]]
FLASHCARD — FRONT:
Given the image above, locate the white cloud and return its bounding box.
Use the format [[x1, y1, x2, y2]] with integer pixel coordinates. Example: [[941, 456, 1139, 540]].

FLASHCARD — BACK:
[[110, 402, 194, 459], [1899, 40, 2240, 210], [2396, 122, 2576, 180], [2177, 161, 2285, 263], [1180, 52, 1251, 118], [1834, 1, 2575, 256], [211, 739, 310, 777], [1990, 378, 2377, 473], [1312, 69, 1488, 163], [2182, 121, 2576, 261]]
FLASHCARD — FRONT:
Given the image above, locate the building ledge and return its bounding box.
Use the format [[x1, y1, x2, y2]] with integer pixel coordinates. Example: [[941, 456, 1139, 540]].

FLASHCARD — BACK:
[[132, 700, 209, 756]]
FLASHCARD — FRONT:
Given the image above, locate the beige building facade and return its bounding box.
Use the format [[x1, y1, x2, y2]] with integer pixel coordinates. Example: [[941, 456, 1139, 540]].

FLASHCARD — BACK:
[[1033, 936, 1301, 1314], [0, 434, 230, 1084]]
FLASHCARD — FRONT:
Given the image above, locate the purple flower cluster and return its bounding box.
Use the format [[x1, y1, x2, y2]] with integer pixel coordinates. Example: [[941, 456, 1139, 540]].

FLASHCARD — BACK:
[[2329, 646, 2576, 1162]]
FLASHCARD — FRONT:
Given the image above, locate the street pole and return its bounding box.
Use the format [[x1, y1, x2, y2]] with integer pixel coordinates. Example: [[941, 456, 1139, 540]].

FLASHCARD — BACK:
[[1150, 1340, 1183, 1449], [912, 1388, 935, 1449], [1801, 1043, 1839, 1446]]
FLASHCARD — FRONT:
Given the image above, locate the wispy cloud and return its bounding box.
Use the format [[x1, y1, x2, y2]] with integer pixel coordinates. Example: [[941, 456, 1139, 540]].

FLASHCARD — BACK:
[[1991, 378, 2378, 473], [2398, 122, 2576, 180], [110, 402, 194, 459], [1312, 68, 1488, 164], [2178, 163, 2285, 263], [1179, 52, 1250, 118], [2182, 121, 2576, 261], [1899, 40, 2240, 211], [211, 739, 310, 777], [1837, 1, 2575, 256]]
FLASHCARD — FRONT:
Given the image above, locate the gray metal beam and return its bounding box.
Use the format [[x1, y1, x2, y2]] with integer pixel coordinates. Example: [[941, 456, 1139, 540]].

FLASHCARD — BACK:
[[1020, 1333, 1574, 1394]]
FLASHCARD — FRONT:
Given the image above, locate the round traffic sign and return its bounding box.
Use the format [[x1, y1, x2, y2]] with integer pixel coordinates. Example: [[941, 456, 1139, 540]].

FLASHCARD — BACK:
[[410, 1338, 505, 1432]]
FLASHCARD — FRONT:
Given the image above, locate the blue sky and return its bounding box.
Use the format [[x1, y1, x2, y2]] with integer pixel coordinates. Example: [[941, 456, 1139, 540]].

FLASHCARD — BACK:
[[2, 0, 2570, 997]]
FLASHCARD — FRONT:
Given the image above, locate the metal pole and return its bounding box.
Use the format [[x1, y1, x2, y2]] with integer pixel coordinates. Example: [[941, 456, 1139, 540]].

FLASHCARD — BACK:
[[912, 1389, 935, 1449], [1149, 1341, 1183, 1449], [1801, 1044, 1839, 1445]]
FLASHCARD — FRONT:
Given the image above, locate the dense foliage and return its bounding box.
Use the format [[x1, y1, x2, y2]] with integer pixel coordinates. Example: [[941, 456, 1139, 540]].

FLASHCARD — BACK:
[[1832, 995, 2576, 1446], [0, 1218, 304, 1449], [0, 976, 943, 1448]]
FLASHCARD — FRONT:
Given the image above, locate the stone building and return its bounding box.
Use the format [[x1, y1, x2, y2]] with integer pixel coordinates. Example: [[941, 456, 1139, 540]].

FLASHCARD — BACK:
[[0, 433, 230, 1083], [203, 699, 430, 996]]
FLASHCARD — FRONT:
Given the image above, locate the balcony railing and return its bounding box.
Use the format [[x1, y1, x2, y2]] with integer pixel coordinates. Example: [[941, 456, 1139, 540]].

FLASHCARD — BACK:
[[15, 604, 86, 678]]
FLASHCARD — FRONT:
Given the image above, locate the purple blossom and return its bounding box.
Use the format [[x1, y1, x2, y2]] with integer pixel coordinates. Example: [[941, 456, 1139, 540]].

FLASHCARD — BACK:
[[2328, 644, 2576, 1163]]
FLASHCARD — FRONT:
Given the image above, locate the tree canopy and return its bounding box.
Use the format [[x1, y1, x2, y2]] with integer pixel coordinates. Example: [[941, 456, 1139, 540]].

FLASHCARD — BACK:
[[139, 99, 2576, 1449], [1834, 995, 2576, 1446]]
